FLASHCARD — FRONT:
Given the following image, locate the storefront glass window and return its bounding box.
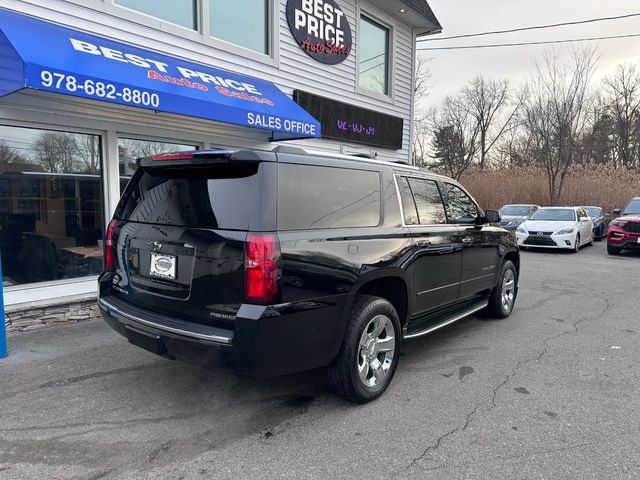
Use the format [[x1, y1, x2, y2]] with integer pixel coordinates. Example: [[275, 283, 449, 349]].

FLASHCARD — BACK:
[[0, 126, 104, 287], [118, 138, 198, 193], [209, 0, 269, 54], [114, 0, 198, 30], [359, 16, 389, 96]]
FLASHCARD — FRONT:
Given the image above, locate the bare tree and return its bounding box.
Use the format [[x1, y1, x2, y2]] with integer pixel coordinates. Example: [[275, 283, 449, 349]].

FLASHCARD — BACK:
[[461, 76, 520, 169], [521, 47, 598, 205], [430, 95, 480, 179], [603, 64, 640, 170], [0, 142, 27, 171], [35, 132, 78, 173], [414, 55, 433, 105], [73, 135, 101, 174], [412, 113, 431, 168], [411, 56, 433, 167]]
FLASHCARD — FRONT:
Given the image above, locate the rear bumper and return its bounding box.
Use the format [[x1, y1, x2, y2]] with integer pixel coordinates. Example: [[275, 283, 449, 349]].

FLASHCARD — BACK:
[[99, 294, 347, 377]]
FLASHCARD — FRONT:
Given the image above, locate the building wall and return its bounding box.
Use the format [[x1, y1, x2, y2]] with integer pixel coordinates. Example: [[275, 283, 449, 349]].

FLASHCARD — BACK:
[[2, 0, 416, 162]]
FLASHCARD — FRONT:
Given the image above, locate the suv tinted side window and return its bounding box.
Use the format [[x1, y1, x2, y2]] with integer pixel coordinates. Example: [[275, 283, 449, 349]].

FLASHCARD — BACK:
[[277, 163, 381, 230], [407, 178, 447, 225], [397, 176, 419, 225], [397, 176, 447, 225], [444, 183, 479, 224]]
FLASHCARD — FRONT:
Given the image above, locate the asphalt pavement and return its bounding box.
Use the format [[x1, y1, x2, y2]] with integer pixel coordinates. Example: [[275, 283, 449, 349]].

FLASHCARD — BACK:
[[1, 241, 640, 480]]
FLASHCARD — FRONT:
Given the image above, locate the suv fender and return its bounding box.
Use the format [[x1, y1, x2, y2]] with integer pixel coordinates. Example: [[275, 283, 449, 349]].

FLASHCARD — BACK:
[[344, 270, 411, 329]]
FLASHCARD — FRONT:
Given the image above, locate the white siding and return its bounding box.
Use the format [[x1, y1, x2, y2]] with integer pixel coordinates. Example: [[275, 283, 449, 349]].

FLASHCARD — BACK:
[[0, 0, 416, 162]]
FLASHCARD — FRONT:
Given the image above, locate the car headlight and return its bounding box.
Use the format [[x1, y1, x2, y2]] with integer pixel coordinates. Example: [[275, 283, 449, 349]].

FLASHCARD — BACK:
[[611, 219, 627, 227], [556, 228, 575, 235], [516, 226, 527, 234]]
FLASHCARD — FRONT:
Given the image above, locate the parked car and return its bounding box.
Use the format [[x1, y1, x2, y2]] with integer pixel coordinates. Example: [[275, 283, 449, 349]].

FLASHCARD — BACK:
[[582, 206, 610, 241], [607, 196, 640, 255], [516, 207, 594, 252], [98, 147, 519, 403], [498, 204, 540, 230]]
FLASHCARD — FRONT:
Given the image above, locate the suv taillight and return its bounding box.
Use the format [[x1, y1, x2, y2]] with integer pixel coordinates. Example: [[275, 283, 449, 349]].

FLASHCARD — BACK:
[[245, 233, 280, 303], [105, 220, 117, 272]]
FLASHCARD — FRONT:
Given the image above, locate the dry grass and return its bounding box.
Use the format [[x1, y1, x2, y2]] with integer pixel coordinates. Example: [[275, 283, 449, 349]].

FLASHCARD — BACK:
[[457, 164, 640, 212]]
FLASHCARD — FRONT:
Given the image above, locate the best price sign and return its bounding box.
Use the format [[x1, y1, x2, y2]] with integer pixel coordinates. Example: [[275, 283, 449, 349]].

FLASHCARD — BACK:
[[286, 0, 352, 65]]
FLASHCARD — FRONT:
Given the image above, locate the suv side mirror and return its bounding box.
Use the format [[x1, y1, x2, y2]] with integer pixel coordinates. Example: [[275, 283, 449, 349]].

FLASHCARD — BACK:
[[612, 208, 621, 216], [579, 216, 588, 222], [485, 209, 501, 223]]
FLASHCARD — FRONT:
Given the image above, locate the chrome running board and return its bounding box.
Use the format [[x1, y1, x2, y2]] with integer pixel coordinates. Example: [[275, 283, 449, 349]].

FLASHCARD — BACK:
[[403, 301, 488, 340]]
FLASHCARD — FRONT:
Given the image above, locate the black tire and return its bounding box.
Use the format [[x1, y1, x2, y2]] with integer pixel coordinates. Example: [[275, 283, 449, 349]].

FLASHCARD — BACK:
[[607, 244, 622, 255], [595, 226, 603, 241], [327, 295, 401, 403], [486, 260, 518, 319], [572, 234, 581, 253]]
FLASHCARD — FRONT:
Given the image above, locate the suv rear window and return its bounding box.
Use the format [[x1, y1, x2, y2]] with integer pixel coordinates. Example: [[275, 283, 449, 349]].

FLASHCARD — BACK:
[[115, 163, 259, 230], [277, 163, 381, 230]]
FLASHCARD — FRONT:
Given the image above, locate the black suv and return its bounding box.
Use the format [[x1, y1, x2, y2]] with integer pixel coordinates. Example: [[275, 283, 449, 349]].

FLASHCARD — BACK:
[[98, 147, 519, 402]]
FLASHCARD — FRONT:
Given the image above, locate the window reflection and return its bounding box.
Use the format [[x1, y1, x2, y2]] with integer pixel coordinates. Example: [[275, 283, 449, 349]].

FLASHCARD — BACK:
[[0, 126, 103, 286], [359, 16, 389, 95], [407, 178, 447, 225], [114, 0, 198, 30], [209, 0, 269, 54], [118, 138, 198, 193], [445, 184, 479, 224], [278, 164, 381, 230]]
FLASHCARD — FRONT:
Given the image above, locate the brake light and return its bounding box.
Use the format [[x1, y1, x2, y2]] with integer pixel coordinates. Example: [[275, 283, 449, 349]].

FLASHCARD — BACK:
[[152, 153, 194, 161], [105, 220, 117, 272], [245, 233, 280, 303]]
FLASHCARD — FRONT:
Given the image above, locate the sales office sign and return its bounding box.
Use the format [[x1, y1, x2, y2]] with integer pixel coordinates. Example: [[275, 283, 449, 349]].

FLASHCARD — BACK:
[[286, 0, 353, 65]]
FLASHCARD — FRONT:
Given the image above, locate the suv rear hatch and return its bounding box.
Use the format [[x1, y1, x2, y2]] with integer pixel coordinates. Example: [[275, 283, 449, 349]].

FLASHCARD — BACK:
[[108, 151, 275, 329]]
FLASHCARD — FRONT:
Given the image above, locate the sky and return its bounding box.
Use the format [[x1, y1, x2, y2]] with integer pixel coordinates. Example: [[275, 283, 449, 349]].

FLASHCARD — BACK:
[[420, 0, 640, 111]]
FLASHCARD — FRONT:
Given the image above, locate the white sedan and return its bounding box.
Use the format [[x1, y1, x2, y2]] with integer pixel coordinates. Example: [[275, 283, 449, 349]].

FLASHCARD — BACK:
[[515, 207, 594, 252]]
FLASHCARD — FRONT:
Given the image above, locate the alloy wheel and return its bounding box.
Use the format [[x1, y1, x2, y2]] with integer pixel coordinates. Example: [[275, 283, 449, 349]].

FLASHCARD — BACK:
[[501, 269, 516, 313], [357, 315, 396, 391]]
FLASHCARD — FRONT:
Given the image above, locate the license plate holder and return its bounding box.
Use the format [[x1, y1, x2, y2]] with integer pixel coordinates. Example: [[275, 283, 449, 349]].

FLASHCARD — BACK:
[[150, 252, 177, 279]]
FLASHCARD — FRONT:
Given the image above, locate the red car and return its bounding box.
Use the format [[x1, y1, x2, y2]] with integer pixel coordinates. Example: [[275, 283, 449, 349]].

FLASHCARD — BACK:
[[608, 196, 640, 255]]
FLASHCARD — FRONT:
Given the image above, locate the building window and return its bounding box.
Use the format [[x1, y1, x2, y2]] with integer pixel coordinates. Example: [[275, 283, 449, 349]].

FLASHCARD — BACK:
[[0, 125, 104, 287], [359, 16, 390, 96], [114, 0, 198, 30], [118, 138, 199, 193], [209, 0, 269, 54]]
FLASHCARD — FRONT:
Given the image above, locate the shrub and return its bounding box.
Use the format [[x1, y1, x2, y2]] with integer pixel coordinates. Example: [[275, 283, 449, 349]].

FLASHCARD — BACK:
[[455, 163, 640, 212]]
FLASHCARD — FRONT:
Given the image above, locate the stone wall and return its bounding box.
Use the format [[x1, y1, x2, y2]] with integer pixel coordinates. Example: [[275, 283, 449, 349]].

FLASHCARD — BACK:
[[6, 296, 100, 333]]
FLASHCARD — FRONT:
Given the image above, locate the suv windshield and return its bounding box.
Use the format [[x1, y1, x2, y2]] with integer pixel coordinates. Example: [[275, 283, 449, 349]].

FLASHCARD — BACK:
[[585, 207, 602, 218], [500, 205, 531, 216], [529, 208, 576, 221], [623, 199, 640, 215]]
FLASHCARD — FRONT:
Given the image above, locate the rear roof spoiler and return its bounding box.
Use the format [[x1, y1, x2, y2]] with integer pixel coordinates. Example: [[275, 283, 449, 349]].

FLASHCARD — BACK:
[[137, 149, 277, 167]]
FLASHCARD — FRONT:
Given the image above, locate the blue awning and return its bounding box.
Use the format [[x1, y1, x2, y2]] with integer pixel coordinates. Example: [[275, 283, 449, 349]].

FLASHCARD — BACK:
[[0, 8, 320, 140]]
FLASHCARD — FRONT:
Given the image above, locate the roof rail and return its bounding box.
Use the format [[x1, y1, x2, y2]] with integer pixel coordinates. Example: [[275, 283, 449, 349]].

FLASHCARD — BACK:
[[272, 146, 419, 170]]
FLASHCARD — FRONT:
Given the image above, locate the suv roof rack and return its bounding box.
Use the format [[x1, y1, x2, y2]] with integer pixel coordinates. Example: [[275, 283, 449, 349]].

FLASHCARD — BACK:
[[273, 146, 419, 170]]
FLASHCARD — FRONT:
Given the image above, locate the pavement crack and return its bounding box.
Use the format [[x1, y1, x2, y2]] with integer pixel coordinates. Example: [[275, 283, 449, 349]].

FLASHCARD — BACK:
[[404, 404, 481, 471], [405, 295, 612, 473]]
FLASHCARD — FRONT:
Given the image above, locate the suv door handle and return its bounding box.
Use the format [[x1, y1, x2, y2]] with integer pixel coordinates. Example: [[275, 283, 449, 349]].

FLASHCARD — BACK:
[[415, 240, 431, 247]]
